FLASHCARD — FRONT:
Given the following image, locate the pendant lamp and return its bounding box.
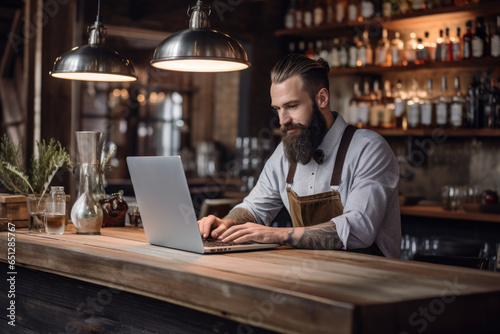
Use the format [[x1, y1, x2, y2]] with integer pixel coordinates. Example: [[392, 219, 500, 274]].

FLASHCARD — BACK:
[[151, 0, 250, 72], [49, 0, 137, 82]]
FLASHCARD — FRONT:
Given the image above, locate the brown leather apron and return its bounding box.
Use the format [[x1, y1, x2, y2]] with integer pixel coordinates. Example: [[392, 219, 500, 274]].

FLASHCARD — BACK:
[[286, 125, 384, 256]]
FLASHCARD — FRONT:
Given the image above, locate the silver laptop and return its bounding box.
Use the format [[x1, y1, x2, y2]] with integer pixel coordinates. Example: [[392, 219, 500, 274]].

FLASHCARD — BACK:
[[127, 156, 280, 254]]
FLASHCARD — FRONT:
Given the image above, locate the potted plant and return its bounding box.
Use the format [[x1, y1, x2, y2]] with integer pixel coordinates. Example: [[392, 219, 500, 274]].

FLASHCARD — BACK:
[[0, 134, 73, 230]]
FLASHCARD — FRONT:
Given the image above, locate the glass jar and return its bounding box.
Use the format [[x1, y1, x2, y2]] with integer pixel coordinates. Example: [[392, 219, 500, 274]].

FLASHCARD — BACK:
[[45, 186, 66, 235]]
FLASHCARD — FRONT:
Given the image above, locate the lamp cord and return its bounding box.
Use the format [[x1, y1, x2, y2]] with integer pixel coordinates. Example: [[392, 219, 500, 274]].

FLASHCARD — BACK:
[[96, 0, 101, 24]]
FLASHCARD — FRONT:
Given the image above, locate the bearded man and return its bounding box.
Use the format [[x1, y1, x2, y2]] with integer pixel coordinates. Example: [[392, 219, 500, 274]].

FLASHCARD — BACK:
[[198, 54, 401, 258]]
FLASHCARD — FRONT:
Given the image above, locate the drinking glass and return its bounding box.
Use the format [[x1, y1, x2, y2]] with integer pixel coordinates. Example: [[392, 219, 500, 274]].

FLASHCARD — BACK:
[[26, 195, 48, 233]]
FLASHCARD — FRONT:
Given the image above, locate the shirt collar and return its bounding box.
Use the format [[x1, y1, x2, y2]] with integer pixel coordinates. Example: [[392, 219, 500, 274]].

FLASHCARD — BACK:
[[317, 111, 348, 159]]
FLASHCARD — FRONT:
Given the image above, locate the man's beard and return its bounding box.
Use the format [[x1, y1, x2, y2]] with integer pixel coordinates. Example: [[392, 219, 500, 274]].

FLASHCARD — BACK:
[[281, 103, 327, 164]]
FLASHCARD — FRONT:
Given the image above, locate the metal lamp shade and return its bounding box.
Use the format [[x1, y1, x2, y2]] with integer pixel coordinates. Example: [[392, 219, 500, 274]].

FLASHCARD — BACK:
[[151, 28, 250, 72], [50, 44, 137, 82]]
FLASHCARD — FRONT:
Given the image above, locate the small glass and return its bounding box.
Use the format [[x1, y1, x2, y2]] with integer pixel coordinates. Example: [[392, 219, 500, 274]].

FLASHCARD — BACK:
[[26, 195, 48, 233], [127, 205, 142, 227], [45, 186, 66, 235]]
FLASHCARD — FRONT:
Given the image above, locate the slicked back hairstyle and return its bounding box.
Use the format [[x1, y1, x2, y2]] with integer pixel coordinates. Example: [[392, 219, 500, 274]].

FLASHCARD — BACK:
[[270, 53, 330, 102]]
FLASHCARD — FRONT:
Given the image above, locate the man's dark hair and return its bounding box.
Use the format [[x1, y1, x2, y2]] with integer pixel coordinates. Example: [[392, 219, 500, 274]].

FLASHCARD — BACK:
[[270, 53, 330, 102]]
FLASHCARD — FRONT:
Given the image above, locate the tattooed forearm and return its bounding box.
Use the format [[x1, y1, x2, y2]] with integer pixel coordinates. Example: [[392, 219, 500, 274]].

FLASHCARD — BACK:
[[223, 208, 257, 225], [284, 222, 344, 250]]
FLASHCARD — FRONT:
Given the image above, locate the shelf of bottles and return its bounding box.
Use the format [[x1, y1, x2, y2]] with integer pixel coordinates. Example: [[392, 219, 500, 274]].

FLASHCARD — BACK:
[[280, 0, 500, 75]]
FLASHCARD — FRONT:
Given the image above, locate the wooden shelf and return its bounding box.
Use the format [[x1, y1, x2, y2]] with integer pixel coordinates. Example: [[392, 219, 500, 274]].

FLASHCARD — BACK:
[[273, 128, 500, 137], [401, 205, 500, 223], [374, 128, 500, 137], [328, 57, 500, 76], [275, 2, 500, 37]]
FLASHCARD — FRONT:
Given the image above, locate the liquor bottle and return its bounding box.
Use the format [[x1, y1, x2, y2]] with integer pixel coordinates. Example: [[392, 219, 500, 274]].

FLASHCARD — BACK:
[[349, 36, 358, 68], [483, 76, 497, 129], [462, 20, 474, 59], [423, 31, 436, 62], [398, 0, 410, 15], [284, 0, 297, 29], [416, 38, 426, 65], [336, 0, 347, 24], [472, 17, 488, 58], [381, 80, 396, 129], [465, 78, 477, 128], [436, 29, 444, 62], [325, 0, 335, 24], [348, 82, 361, 125], [436, 76, 450, 128], [329, 38, 341, 67], [420, 79, 436, 128], [339, 37, 349, 67], [363, 30, 374, 65], [441, 28, 450, 62], [305, 41, 316, 58], [390, 31, 404, 66], [406, 78, 420, 129], [357, 33, 367, 67], [375, 28, 390, 66], [450, 76, 466, 129], [394, 79, 407, 129], [319, 40, 330, 59], [304, 0, 314, 28], [348, 0, 359, 23], [297, 40, 306, 54], [474, 77, 487, 128], [313, 0, 325, 26], [357, 81, 371, 128], [405, 32, 418, 65], [412, 0, 425, 11], [360, 0, 375, 20], [370, 80, 385, 128], [295, 0, 305, 29], [382, 0, 392, 18], [491, 16, 500, 57], [451, 27, 461, 61]]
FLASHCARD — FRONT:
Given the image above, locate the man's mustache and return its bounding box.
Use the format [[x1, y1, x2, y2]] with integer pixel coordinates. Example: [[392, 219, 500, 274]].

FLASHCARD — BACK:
[[280, 122, 307, 135]]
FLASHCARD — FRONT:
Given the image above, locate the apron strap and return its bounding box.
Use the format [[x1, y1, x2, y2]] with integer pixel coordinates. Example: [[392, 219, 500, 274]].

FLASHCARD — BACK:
[[330, 125, 357, 187], [286, 161, 297, 185]]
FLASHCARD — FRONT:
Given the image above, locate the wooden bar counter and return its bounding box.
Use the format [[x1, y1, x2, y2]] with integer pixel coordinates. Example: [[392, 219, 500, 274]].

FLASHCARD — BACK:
[[1, 225, 499, 333]]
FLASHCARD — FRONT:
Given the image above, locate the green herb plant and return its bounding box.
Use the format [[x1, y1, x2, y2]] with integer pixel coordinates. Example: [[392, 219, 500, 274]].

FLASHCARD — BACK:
[[0, 134, 73, 198]]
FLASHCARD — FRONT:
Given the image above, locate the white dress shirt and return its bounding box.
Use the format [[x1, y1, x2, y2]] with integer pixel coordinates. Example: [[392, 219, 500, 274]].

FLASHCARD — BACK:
[[234, 113, 401, 258]]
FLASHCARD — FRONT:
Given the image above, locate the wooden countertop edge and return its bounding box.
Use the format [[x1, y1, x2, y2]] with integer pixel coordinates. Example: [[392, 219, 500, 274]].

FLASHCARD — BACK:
[[400, 205, 500, 223], [0, 233, 355, 334]]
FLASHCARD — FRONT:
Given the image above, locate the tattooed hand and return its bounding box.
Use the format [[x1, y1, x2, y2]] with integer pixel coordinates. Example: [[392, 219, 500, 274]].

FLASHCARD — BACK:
[[283, 221, 344, 250], [197, 208, 256, 240]]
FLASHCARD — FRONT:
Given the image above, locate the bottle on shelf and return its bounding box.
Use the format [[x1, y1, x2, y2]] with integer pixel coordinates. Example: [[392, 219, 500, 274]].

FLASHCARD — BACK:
[[362, 30, 373, 65], [348, 82, 361, 125], [491, 15, 500, 58], [339, 37, 349, 68], [390, 31, 404, 66], [284, 0, 297, 29], [436, 29, 444, 62], [450, 76, 466, 129], [349, 35, 358, 68], [462, 20, 474, 60], [295, 0, 305, 29], [472, 17, 488, 58], [336, 0, 347, 24], [305, 41, 316, 58], [398, 0, 410, 15], [484, 76, 498, 129], [422, 31, 436, 62], [416, 37, 427, 65], [370, 80, 385, 128], [348, 0, 359, 23], [451, 27, 462, 61], [465, 77, 477, 128], [441, 27, 451, 62], [436, 76, 451, 128], [329, 38, 341, 68], [382, 0, 392, 18], [406, 78, 421, 129], [304, 0, 314, 28], [313, 0, 325, 26], [412, 0, 425, 11], [319, 40, 330, 59], [325, 0, 335, 24], [360, 0, 375, 20], [393, 79, 407, 129], [357, 80, 371, 128], [420, 78, 436, 129], [381, 80, 396, 129], [356, 33, 367, 67], [405, 32, 418, 65], [375, 28, 390, 66]]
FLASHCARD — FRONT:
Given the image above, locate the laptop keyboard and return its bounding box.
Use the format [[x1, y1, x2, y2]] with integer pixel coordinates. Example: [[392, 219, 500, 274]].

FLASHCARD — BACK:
[[203, 239, 239, 247]]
